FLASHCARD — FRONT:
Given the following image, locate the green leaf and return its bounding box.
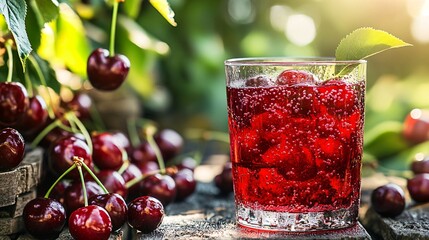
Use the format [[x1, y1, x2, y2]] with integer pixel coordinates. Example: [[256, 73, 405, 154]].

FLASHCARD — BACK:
[[33, 0, 59, 24], [149, 0, 177, 27], [335, 27, 411, 61], [0, 0, 33, 67], [123, 0, 143, 18], [28, 53, 61, 94], [26, 2, 42, 51]]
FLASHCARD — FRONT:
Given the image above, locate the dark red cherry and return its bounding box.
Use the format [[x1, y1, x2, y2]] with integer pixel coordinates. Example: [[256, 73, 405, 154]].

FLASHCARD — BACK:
[[407, 173, 429, 202], [154, 129, 184, 162], [403, 109, 429, 144], [69, 205, 112, 240], [49, 180, 70, 205], [64, 181, 104, 214], [63, 92, 92, 120], [139, 173, 176, 206], [135, 161, 159, 175], [371, 183, 405, 217], [112, 131, 132, 154], [23, 197, 66, 239], [177, 157, 198, 172], [131, 141, 157, 164], [214, 162, 233, 195], [0, 127, 25, 171], [172, 169, 197, 201], [95, 170, 128, 199], [15, 95, 48, 135], [127, 196, 164, 233], [92, 132, 125, 170], [245, 75, 270, 87], [40, 126, 72, 149], [276, 70, 315, 86], [87, 48, 130, 91], [411, 156, 429, 174], [121, 163, 142, 192], [49, 135, 93, 179], [89, 193, 127, 232], [0, 82, 29, 125]]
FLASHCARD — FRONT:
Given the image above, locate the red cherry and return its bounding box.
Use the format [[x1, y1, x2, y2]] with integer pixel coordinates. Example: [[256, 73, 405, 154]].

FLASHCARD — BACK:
[[87, 48, 130, 91], [64, 181, 104, 214], [177, 157, 198, 172], [23, 197, 66, 239], [371, 183, 405, 217], [403, 109, 429, 144], [214, 162, 233, 194], [131, 141, 157, 164], [121, 163, 142, 194], [69, 205, 112, 240], [407, 173, 429, 202], [48, 180, 70, 205], [245, 75, 271, 87], [154, 129, 184, 162], [411, 156, 429, 174], [0, 127, 25, 171], [95, 170, 128, 199], [92, 132, 125, 170], [15, 95, 48, 135], [318, 79, 358, 116], [135, 161, 159, 175], [89, 193, 128, 232], [0, 82, 29, 125], [111, 131, 132, 154], [172, 168, 197, 201], [63, 92, 92, 120], [139, 173, 176, 206], [127, 196, 164, 233], [276, 70, 315, 86], [48, 135, 93, 179]]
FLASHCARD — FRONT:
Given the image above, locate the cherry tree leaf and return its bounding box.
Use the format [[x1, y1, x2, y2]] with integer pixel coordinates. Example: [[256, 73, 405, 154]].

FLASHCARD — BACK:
[[336, 27, 411, 61], [0, 0, 32, 67], [149, 0, 177, 27]]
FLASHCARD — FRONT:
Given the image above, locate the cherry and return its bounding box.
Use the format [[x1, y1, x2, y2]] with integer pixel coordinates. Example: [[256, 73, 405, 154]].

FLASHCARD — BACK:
[[135, 161, 159, 175], [411, 156, 429, 174], [139, 173, 176, 206], [127, 196, 164, 233], [131, 141, 157, 164], [63, 92, 92, 120], [403, 109, 429, 144], [40, 126, 72, 149], [87, 48, 130, 91], [276, 70, 315, 86], [154, 129, 184, 162], [112, 131, 132, 154], [245, 76, 270, 87], [172, 168, 197, 201], [0, 82, 29, 125], [48, 180, 70, 205], [214, 162, 233, 195], [23, 197, 66, 239], [64, 181, 104, 214], [121, 163, 142, 194], [89, 193, 128, 232], [371, 183, 405, 217], [95, 170, 128, 199], [177, 157, 198, 172], [407, 173, 429, 202], [15, 95, 48, 136], [0, 127, 25, 171], [92, 132, 125, 170], [49, 135, 93, 179], [69, 205, 112, 240]]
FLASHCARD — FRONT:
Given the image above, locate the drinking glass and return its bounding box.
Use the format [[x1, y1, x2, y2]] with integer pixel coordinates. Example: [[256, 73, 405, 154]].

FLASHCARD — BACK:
[[225, 58, 366, 231]]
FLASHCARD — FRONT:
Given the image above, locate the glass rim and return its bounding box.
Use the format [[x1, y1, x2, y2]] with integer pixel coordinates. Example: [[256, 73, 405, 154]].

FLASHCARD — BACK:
[[224, 57, 366, 66]]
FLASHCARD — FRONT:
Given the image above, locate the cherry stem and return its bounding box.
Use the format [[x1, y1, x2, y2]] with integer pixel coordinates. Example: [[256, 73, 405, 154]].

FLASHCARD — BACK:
[[125, 166, 177, 189], [77, 164, 88, 207], [66, 113, 93, 154], [127, 118, 140, 148], [109, 1, 119, 56], [30, 118, 62, 148], [28, 55, 55, 119], [80, 161, 109, 194], [5, 39, 13, 83], [184, 128, 230, 143], [24, 70, 34, 97], [44, 164, 77, 198], [145, 125, 166, 174], [117, 160, 130, 175]]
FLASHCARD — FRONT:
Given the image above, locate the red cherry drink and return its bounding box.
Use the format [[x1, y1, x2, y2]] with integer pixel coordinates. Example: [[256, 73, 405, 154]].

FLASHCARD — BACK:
[[225, 58, 366, 231]]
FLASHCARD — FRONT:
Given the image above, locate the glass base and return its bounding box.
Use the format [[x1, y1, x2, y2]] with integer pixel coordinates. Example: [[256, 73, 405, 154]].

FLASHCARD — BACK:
[[236, 203, 358, 232]]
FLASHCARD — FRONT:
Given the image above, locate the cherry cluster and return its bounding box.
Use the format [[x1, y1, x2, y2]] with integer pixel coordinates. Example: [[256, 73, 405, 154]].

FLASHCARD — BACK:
[[371, 156, 429, 217]]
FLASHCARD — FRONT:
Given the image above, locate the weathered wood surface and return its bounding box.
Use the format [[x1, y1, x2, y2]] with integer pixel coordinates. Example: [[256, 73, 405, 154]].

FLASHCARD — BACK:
[[0, 191, 36, 219], [135, 181, 371, 240], [16, 229, 123, 240], [0, 148, 43, 208]]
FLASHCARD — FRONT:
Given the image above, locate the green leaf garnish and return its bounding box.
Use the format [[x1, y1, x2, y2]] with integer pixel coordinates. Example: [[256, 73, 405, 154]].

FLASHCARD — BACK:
[[0, 0, 33, 68], [336, 27, 411, 61], [149, 0, 177, 27]]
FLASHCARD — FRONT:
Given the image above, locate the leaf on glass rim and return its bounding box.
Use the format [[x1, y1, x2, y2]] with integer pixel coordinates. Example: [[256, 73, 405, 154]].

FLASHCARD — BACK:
[[0, 0, 33, 68], [335, 27, 412, 61], [335, 27, 411, 75], [149, 0, 177, 27]]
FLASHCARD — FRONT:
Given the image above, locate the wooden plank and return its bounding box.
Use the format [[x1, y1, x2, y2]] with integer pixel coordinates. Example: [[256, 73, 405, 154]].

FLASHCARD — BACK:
[[0, 215, 23, 236], [0, 190, 37, 218], [0, 149, 43, 208]]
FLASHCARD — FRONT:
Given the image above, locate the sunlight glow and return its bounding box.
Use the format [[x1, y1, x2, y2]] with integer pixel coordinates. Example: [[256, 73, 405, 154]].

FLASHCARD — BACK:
[[285, 14, 316, 46]]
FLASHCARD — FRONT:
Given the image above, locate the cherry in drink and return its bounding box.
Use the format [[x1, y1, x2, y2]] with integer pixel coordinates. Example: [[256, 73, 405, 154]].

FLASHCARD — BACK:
[[225, 58, 366, 231]]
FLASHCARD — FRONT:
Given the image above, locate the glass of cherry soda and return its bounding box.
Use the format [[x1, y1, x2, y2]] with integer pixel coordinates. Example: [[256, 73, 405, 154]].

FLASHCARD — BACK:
[[224, 58, 366, 232]]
